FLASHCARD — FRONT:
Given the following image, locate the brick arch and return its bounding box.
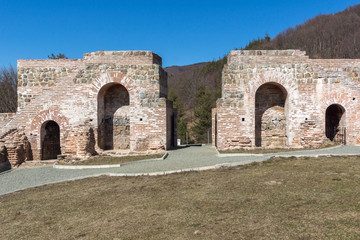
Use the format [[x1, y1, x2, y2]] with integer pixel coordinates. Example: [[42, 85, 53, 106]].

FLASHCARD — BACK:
[[246, 71, 296, 147], [30, 109, 69, 152], [318, 93, 356, 144], [91, 72, 140, 151], [90, 72, 134, 99], [247, 71, 297, 96], [97, 82, 131, 150], [319, 93, 353, 112], [319, 94, 351, 126], [254, 82, 288, 147], [30, 109, 69, 137]]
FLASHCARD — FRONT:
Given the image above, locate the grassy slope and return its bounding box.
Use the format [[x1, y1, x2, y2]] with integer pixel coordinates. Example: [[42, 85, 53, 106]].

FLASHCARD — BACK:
[[1, 156, 360, 239]]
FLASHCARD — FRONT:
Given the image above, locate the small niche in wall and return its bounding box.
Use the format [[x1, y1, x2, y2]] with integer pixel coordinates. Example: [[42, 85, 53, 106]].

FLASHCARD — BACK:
[[242, 118, 245, 122], [140, 118, 143, 121], [353, 98, 356, 101], [305, 118, 308, 120]]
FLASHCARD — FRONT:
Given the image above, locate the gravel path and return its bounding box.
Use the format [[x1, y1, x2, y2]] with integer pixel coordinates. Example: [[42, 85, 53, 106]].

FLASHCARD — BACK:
[[1, 145, 360, 196]]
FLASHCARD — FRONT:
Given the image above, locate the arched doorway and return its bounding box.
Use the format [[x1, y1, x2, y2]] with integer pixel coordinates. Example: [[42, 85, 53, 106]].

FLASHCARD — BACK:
[[325, 104, 346, 143], [255, 83, 287, 147], [98, 83, 130, 150], [41, 121, 61, 160]]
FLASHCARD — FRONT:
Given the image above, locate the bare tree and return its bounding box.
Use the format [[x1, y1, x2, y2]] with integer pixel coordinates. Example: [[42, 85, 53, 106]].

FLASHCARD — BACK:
[[243, 4, 360, 59], [0, 65, 17, 113]]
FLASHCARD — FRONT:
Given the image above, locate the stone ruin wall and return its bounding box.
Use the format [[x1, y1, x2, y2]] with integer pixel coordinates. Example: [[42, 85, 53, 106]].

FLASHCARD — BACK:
[[214, 50, 360, 150], [0, 51, 176, 166]]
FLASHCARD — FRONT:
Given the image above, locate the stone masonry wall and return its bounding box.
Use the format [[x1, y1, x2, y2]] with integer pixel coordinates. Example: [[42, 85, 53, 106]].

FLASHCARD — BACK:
[[214, 50, 360, 149], [0, 51, 175, 165], [212, 108, 217, 147]]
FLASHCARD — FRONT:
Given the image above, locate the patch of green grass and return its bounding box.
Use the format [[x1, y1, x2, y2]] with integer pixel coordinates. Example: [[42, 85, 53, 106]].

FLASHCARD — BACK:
[[1, 156, 360, 239], [58, 153, 164, 165]]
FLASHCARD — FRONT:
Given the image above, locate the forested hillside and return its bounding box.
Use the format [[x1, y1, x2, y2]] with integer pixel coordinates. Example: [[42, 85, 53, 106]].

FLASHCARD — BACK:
[[165, 58, 226, 143], [243, 4, 360, 58]]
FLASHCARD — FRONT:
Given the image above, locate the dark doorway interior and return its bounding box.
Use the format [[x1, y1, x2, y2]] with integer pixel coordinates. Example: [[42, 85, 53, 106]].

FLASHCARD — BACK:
[[325, 104, 345, 142], [41, 121, 61, 160]]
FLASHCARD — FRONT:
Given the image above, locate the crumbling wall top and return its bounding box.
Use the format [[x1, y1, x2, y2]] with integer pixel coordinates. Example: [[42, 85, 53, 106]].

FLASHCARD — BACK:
[[230, 49, 307, 57], [17, 59, 84, 68], [18, 50, 162, 68], [83, 51, 162, 66], [227, 50, 360, 68], [227, 50, 309, 65]]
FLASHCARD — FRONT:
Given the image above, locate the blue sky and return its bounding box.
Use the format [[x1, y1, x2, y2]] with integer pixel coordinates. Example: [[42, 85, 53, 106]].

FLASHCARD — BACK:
[[0, 0, 359, 67]]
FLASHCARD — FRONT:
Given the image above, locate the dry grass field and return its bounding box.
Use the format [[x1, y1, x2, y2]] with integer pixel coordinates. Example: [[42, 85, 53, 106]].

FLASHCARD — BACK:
[[1, 156, 360, 239]]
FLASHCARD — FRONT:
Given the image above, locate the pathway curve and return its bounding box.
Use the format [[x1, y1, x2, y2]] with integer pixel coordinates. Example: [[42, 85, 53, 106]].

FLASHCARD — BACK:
[[1, 145, 359, 196]]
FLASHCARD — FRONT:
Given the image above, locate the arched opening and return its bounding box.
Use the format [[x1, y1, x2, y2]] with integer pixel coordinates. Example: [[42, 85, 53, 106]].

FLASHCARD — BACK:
[[325, 104, 346, 143], [98, 83, 130, 150], [41, 121, 61, 160], [255, 83, 287, 147]]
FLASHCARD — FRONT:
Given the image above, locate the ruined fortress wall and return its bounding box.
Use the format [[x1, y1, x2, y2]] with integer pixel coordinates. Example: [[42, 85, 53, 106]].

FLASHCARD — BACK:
[[215, 50, 360, 149], [1, 51, 174, 164]]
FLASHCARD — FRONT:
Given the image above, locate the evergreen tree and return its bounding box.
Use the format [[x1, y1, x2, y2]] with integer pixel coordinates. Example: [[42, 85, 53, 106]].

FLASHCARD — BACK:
[[192, 84, 214, 143], [168, 90, 188, 143], [242, 34, 271, 50], [48, 53, 68, 59]]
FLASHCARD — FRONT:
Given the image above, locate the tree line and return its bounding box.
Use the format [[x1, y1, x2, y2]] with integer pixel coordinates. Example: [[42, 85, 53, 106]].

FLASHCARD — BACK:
[[243, 4, 360, 59]]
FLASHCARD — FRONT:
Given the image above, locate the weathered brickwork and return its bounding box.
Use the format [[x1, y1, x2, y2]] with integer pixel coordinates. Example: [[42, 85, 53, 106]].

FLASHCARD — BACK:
[[213, 50, 360, 150], [0, 51, 176, 166]]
